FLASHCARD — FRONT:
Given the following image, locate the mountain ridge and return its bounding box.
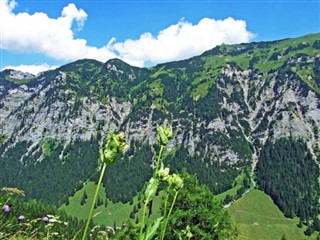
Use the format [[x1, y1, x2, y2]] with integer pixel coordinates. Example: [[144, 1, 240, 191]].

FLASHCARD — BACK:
[[4, 33, 319, 76], [0, 33, 319, 221]]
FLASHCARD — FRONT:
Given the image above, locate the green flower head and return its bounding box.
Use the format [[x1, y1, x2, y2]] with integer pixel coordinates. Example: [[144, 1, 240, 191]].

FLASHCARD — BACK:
[[157, 125, 173, 146], [158, 166, 170, 181], [168, 174, 184, 190], [101, 132, 128, 166]]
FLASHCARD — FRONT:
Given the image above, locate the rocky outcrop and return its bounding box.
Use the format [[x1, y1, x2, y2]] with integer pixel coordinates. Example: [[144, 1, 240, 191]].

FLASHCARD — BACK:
[[0, 34, 319, 196]]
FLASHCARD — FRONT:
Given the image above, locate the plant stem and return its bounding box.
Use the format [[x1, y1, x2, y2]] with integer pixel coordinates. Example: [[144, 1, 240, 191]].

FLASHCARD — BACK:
[[160, 190, 179, 240], [139, 144, 164, 239], [154, 145, 164, 178], [160, 187, 170, 235], [82, 163, 107, 240], [163, 191, 169, 218], [139, 199, 149, 240]]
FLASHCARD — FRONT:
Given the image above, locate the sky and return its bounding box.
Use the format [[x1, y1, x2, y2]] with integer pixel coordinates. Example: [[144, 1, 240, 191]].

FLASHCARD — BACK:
[[0, 0, 319, 75]]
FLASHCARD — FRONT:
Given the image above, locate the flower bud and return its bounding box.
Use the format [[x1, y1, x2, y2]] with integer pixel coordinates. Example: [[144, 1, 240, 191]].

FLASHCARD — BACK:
[[101, 132, 128, 165], [168, 174, 184, 190], [18, 215, 25, 221], [158, 167, 170, 181], [164, 127, 173, 141], [157, 125, 173, 146]]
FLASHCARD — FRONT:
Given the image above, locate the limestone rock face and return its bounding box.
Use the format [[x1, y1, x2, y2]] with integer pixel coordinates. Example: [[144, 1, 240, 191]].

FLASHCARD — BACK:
[[0, 34, 319, 203]]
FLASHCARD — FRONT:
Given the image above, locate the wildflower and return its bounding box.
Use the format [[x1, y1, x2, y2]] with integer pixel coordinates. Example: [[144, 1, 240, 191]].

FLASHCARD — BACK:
[[157, 125, 173, 146], [43, 216, 49, 223], [168, 174, 184, 190], [18, 215, 25, 221], [82, 132, 128, 240], [2, 205, 10, 213], [101, 132, 128, 166], [158, 166, 170, 181]]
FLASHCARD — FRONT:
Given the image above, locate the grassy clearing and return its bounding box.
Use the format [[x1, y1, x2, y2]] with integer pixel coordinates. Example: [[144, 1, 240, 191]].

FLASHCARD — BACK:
[[60, 181, 136, 227], [215, 172, 246, 202], [149, 79, 164, 97], [60, 181, 164, 227], [62, 181, 318, 239], [228, 189, 315, 240], [5, 76, 36, 84], [191, 80, 214, 99], [134, 190, 164, 223], [93, 199, 136, 226]]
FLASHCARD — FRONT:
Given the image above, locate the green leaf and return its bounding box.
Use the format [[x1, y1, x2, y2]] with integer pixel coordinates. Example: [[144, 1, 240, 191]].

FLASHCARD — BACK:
[[145, 177, 159, 202], [145, 217, 164, 240]]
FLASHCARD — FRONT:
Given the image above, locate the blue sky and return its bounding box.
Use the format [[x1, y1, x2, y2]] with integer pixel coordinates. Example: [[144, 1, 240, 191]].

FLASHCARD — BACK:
[[0, 0, 319, 74]]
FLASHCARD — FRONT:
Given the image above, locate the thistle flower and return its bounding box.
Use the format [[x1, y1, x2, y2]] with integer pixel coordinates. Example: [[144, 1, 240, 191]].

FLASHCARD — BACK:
[[158, 166, 170, 181], [43, 216, 49, 223], [157, 125, 173, 146], [2, 205, 10, 213], [168, 174, 184, 190], [18, 215, 25, 221], [101, 132, 128, 166]]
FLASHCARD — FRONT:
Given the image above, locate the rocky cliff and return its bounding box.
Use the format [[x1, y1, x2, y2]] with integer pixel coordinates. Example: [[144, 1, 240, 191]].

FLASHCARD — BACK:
[[0, 33, 319, 207]]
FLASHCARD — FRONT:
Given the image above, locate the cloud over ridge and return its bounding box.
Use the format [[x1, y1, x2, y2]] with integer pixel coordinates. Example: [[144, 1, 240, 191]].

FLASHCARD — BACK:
[[1, 0, 254, 73], [111, 17, 254, 66], [3, 63, 59, 75]]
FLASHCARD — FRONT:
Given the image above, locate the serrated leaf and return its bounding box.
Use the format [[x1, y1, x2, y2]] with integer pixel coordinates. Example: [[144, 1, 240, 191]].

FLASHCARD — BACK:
[[145, 178, 159, 202], [145, 217, 163, 240]]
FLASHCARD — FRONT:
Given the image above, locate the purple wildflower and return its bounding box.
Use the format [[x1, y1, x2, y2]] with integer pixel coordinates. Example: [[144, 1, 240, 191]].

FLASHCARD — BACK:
[[43, 216, 49, 223], [3, 205, 10, 213], [18, 215, 25, 221]]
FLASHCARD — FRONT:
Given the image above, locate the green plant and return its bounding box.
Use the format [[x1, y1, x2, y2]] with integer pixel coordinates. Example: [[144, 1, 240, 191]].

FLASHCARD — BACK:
[[0, 187, 78, 240], [163, 170, 237, 239], [137, 125, 184, 240], [82, 132, 128, 240]]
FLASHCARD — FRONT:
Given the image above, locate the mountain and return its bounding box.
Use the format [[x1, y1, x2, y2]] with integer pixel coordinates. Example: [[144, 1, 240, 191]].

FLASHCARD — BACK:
[[0, 33, 319, 220]]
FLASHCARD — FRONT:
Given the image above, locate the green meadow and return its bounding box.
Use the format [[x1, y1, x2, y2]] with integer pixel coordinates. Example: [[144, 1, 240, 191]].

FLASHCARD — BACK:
[[60, 181, 134, 226], [61, 181, 318, 239], [60, 181, 163, 227], [228, 189, 316, 240]]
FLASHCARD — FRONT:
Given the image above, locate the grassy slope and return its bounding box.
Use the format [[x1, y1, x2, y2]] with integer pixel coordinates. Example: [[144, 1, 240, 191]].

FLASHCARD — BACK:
[[61, 180, 319, 240], [60, 181, 163, 227], [4, 75, 36, 84], [215, 172, 246, 201], [60, 181, 135, 226], [228, 189, 316, 240]]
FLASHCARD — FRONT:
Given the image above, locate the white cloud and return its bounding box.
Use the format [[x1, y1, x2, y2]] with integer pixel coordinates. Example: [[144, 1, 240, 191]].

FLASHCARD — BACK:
[[0, 0, 116, 62], [2, 63, 58, 75], [1, 0, 255, 68], [111, 17, 255, 66]]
